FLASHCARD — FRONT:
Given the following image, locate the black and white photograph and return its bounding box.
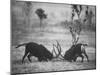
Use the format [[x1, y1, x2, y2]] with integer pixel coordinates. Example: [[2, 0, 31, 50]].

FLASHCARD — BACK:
[[11, 0, 96, 74]]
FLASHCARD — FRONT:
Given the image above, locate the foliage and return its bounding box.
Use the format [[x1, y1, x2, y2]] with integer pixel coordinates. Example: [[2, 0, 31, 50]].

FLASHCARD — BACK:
[[67, 5, 83, 45], [24, 2, 32, 16], [35, 8, 47, 19], [71, 5, 82, 20], [35, 8, 47, 29]]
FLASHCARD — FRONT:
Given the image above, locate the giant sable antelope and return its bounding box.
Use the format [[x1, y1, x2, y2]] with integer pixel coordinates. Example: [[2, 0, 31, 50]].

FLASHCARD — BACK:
[[56, 42, 89, 62], [16, 42, 61, 63]]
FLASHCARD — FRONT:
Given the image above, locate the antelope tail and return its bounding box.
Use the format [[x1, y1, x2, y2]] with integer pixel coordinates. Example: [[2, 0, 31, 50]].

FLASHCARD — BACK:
[[15, 43, 27, 48]]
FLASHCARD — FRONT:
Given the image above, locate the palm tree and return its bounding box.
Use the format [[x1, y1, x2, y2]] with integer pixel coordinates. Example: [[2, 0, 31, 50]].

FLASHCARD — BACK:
[[35, 8, 47, 30]]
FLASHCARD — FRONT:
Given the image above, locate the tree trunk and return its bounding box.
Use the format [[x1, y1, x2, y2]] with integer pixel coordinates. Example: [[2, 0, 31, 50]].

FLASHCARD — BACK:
[[72, 32, 79, 45], [69, 27, 80, 45], [40, 19, 42, 31]]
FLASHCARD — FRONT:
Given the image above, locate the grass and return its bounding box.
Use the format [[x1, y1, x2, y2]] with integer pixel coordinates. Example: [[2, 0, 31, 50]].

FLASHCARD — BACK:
[[11, 60, 96, 74], [11, 30, 96, 74]]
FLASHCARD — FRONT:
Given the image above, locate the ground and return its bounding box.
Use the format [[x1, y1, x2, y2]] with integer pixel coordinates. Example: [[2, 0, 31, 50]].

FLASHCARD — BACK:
[[11, 29, 96, 74]]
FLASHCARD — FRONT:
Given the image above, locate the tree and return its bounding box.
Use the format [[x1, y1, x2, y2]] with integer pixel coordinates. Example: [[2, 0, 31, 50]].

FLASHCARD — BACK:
[[85, 6, 94, 27], [69, 5, 82, 45], [83, 6, 95, 31], [35, 8, 47, 30], [69, 20, 81, 45], [72, 5, 82, 19], [24, 2, 32, 30]]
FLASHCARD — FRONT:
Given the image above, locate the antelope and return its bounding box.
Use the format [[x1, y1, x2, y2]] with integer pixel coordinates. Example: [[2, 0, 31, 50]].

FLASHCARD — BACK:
[[16, 42, 61, 63], [56, 41, 89, 62]]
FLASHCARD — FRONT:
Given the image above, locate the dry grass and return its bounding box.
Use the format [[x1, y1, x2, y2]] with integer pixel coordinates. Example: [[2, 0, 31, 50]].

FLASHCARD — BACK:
[[11, 31, 96, 74], [11, 60, 96, 74]]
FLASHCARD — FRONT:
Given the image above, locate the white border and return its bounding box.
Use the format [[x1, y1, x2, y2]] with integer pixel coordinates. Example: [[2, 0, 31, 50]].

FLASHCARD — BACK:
[[0, 0, 99, 75]]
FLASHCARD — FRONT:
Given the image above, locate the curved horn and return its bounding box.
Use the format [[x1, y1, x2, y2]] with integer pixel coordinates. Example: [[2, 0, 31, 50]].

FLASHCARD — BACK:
[[52, 43, 61, 58], [52, 44, 58, 56], [55, 40, 64, 58]]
